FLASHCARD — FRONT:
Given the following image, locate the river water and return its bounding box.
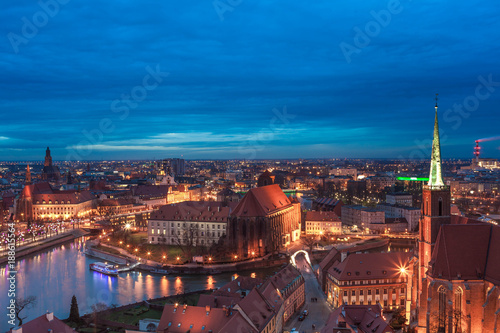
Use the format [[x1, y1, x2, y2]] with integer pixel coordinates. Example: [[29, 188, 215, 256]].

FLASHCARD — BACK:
[[0, 237, 281, 332]]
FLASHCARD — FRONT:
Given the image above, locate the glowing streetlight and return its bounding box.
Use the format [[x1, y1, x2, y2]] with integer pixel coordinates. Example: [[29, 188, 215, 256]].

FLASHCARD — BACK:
[[125, 223, 131, 229], [135, 248, 138, 252], [119, 241, 123, 245], [147, 252, 151, 256]]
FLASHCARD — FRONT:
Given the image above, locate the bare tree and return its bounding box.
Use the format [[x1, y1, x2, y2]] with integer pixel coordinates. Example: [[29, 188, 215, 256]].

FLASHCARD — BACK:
[[301, 235, 317, 254], [173, 222, 199, 262], [15, 296, 37, 326]]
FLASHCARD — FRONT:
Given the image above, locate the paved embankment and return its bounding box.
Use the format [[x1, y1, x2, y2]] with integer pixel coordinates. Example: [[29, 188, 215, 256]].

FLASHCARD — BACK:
[[0, 229, 89, 265]]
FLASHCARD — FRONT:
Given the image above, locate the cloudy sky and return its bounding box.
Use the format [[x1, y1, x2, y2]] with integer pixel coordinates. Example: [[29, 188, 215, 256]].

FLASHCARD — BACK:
[[1, 0, 500, 161]]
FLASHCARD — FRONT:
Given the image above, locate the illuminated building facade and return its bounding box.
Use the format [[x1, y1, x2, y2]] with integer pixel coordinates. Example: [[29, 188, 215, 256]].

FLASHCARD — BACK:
[[227, 184, 301, 258], [325, 252, 412, 313]]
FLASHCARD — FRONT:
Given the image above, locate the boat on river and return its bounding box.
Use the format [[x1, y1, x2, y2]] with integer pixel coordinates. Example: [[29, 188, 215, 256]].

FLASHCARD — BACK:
[[89, 262, 118, 276]]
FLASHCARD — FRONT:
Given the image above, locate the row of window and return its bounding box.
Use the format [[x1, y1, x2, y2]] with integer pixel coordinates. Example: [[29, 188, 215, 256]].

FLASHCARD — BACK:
[[151, 229, 224, 238], [343, 287, 404, 296], [151, 221, 226, 229], [151, 237, 217, 245], [346, 299, 404, 307]]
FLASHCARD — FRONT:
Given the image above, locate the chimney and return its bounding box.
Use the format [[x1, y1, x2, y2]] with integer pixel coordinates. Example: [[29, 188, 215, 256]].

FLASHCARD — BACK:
[[341, 251, 348, 262], [46, 312, 54, 321], [183, 304, 187, 313], [205, 305, 211, 315], [11, 328, 22, 333]]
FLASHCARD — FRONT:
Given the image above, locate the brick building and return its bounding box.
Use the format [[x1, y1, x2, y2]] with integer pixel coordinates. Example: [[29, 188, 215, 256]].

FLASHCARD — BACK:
[[227, 184, 300, 258]]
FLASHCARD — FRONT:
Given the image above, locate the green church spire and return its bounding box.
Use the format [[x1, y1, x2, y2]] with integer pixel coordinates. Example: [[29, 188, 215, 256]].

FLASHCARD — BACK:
[[428, 94, 445, 189]]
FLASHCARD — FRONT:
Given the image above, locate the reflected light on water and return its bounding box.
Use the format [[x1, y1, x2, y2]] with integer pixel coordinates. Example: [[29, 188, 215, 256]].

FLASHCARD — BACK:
[[207, 276, 214, 289]]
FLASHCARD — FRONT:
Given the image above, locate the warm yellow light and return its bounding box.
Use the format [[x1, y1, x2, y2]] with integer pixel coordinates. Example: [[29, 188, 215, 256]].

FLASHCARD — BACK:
[[208, 257, 212, 261], [135, 248, 138, 252], [163, 255, 166, 259], [400, 267, 407, 274], [176, 257, 180, 260], [234, 255, 238, 259], [119, 241, 123, 244], [147, 252, 151, 255]]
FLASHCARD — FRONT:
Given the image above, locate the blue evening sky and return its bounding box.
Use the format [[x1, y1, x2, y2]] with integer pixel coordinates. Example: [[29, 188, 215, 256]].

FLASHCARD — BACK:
[[1, 0, 500, 161]]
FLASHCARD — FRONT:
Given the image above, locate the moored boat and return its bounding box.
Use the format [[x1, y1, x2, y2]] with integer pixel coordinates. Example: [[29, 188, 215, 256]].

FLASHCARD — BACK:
[[89, 262, 118, 276]]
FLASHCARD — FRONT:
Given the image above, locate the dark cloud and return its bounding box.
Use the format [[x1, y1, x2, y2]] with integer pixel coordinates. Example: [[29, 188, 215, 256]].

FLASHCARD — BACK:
[[0, 0, 499, 160]]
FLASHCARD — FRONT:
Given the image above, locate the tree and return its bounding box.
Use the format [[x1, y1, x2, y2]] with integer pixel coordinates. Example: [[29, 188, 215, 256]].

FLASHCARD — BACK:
[[389, 307, 407, 330], [173, 222, 200, 262], [15, 296, 37, 326], [301, 235, 317, 254], [68, 295, 80, 323]]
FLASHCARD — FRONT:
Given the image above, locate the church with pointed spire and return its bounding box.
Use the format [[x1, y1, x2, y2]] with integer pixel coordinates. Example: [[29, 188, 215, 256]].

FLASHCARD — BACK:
[[413, 98, 500, 332]]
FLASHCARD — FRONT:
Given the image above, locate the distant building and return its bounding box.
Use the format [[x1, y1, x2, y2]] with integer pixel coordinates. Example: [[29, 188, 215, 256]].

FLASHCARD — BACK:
[[16, 182, 95, 221], [312, 197, 344, 217], [216, 188, 241, 202], [257, 170, 275, 187], [148, 201, 231, 246], [368, 217, 408, 234], [386, 192, 412, 206], [376, 203, 420, 232], [227, 184, 301, 257], [341, 205, 384, 228], [305, 210, 342, 235], [41, 147, 61, 182]]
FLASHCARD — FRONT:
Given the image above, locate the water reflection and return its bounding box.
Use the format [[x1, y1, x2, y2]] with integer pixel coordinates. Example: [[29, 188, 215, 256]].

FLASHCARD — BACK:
[[0, 237, 280, 332]]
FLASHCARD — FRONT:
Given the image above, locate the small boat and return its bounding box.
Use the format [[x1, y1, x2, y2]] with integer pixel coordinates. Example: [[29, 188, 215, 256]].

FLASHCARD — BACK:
[[89, 262, 118, 276]]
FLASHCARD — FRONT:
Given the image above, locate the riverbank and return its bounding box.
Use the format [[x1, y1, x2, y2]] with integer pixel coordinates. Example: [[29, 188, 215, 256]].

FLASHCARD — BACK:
[[0, 228, 89, 265]]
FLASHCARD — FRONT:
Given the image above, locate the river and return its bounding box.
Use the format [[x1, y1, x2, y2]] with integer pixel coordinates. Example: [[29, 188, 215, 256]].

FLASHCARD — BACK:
[[0, 237, 282, 332]]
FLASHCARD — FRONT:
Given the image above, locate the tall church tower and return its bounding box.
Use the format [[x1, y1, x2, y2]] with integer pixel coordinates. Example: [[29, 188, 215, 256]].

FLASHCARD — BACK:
[[417, 96, 451, 331], [44, 147, 53, 167]]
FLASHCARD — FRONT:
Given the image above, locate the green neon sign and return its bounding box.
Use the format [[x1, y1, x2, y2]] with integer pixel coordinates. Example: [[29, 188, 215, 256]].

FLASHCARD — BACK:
[[397, 177, 429, 181]]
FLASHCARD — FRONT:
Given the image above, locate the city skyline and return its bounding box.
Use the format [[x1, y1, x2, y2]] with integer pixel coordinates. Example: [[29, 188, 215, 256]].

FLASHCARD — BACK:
[[2, 1, 500, 160]]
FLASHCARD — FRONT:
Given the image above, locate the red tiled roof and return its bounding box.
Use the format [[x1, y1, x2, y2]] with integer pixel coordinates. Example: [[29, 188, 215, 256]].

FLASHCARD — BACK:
[[321, 305, 394, 333], [150, 201, 230, 221], [214, 276, 264, 295], [328, 252, 412, 281], [319, 247, 340, 271], [235, 288, 276, 331], [197, 295, 240, 308], [306, 210, 340, 222], [22, 182, 95, 204], [430, 223, 500, 284], [157, 304, 238, 333], [268, 264, 302, 292], [231, 184, 292, 217], [6, 312, 74, 333], [133, 185, 170, 198], [219, 312, 258, 333]]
